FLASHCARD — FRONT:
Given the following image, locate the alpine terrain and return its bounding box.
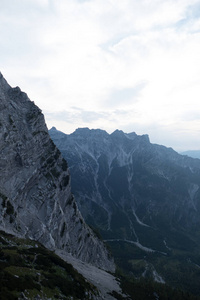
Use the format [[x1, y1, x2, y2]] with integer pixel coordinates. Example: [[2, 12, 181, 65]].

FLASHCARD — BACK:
[[0, 73, 121, 300], [50, 126, 200, 297]]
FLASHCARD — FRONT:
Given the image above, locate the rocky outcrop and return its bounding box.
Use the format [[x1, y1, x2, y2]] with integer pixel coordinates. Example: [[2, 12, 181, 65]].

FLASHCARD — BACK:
[[0, 73, 115, 272]]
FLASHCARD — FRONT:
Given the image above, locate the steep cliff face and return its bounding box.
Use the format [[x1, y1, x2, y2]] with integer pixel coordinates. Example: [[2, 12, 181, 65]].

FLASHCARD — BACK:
[[0, 73, 114, 272]]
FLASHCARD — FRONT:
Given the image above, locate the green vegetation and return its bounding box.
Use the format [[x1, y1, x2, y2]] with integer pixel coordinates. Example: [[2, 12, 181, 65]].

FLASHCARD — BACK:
[[0, 230, 98, 300], [108, 240, 200, 298], [118, 274, 200, 300]]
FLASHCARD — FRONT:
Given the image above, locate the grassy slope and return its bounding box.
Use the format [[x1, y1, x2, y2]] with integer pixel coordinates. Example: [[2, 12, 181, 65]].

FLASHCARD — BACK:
[[1, 228, 200, 300], [0, 230, 98, 300]]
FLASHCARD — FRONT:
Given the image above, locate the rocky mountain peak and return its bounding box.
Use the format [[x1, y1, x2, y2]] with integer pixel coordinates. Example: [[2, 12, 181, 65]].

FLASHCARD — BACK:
[[0, 73, 115, 272], [126, 131, 137, 140], [50, 126, 200, 245], [0, 72, 9, 90], [71, 127, 109, 139], [111, 129, 125, 137]]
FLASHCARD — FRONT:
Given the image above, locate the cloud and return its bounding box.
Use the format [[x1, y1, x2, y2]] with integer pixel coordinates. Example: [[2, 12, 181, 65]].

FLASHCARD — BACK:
[[1, 0, 200, 151], [45, 106, 141, 138], [104, 82, 147, 108], [175, 2, 200, 33], [45, 107, 109, 127], [45, 107, 135, 126], [76, 0, 92, 2], [120, 120, 200, 152], [180, 110, 200, 122], [186, 2, 200, 21], [46, 107, 200, 152]]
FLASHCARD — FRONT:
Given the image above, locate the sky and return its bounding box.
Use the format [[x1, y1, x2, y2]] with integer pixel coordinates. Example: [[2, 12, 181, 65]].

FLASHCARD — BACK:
[[1, 0, 200, 151]]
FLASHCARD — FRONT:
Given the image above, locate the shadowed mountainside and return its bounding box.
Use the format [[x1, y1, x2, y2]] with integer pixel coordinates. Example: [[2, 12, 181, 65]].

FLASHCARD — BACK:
[[50, 126, 200, 295]]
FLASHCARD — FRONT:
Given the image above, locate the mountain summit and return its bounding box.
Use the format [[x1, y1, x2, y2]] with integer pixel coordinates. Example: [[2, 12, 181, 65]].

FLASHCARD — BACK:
[[50, 126, 200, 235]]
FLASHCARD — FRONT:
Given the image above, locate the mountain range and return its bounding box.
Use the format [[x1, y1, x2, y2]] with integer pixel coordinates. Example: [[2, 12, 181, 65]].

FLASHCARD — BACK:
[[1, 71, 200, 299], [50, 126, 200, 296]]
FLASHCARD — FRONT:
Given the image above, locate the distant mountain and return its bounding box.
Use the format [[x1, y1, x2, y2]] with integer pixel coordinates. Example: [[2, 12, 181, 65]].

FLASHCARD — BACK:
[[50, 126, 200, 296], [180, 150, 200, 159]]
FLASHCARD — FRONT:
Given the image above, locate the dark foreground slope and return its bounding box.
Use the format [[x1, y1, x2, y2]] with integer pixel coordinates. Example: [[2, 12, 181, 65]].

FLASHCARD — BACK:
[[50, 127, 200, 295], [1, 229, 200, 300], [0, 230, 98, 300]]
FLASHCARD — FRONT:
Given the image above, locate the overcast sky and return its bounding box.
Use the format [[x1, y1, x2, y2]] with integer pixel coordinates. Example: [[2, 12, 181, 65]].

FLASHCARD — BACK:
[[1, 0, 200, 151]]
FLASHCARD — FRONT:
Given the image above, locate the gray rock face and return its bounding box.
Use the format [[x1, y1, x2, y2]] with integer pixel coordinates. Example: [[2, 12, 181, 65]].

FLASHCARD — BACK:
[[0, 73, 114, 272]]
